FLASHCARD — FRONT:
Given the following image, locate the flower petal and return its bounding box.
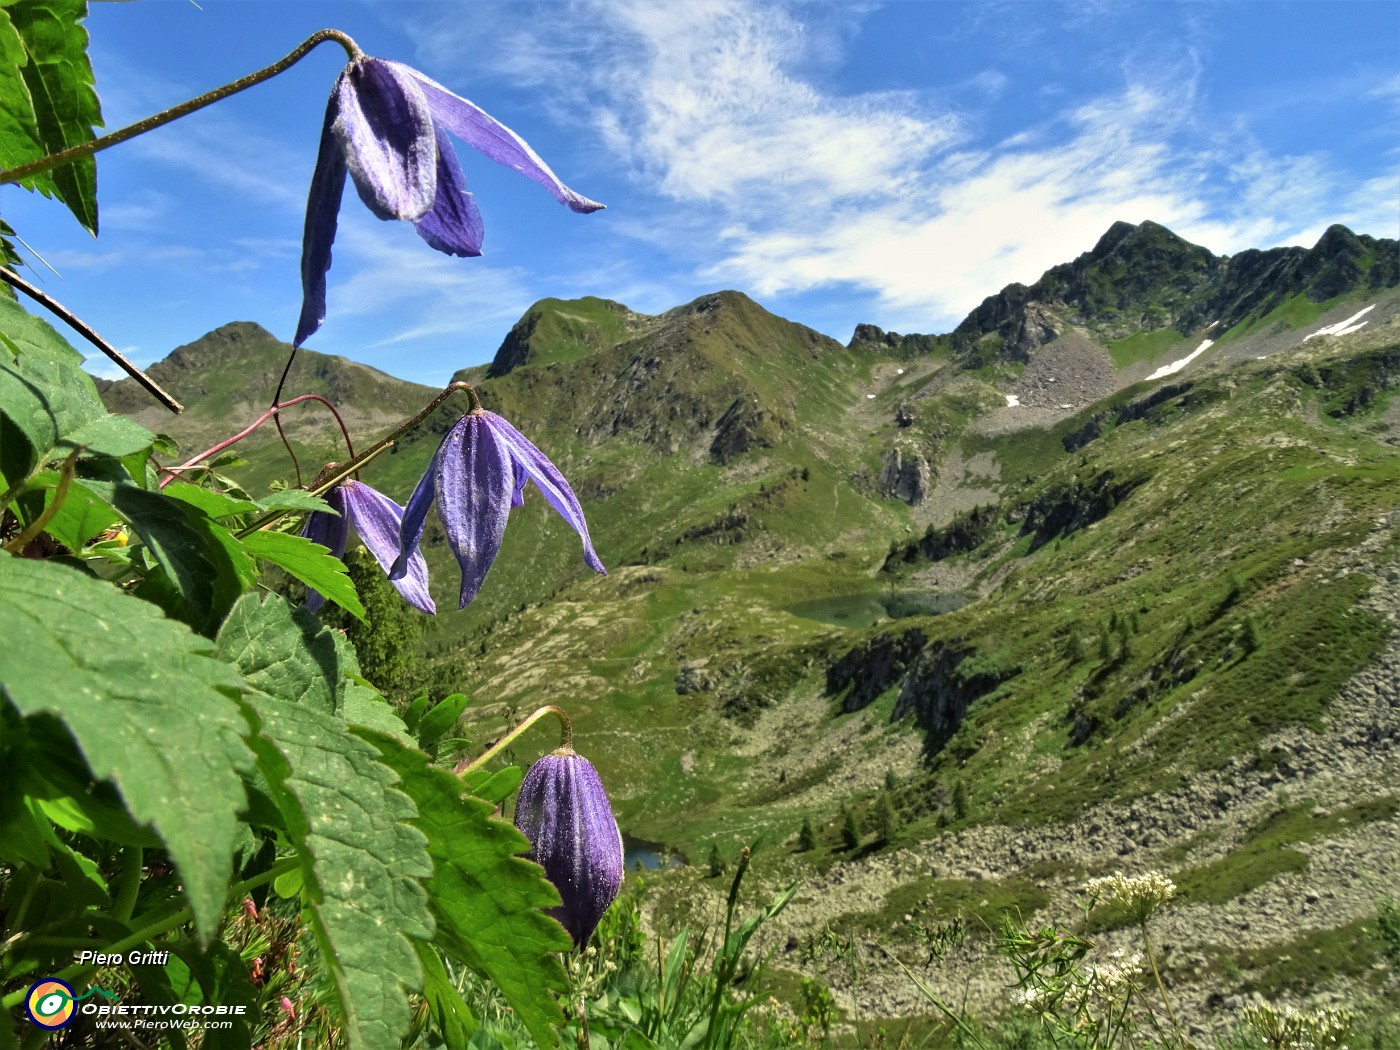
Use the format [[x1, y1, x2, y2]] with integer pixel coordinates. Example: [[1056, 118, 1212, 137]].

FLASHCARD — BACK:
[[295, 85, 350, 348], [413, 123, 484, 258], [391, 444, 439, 583], [483, 412, 606, 576], [395, 62, 605, 215], [299, 486, 349, 612], [341, 480, 436, 615], [335, 58, 438, 222], [436, 414, 515, 608]]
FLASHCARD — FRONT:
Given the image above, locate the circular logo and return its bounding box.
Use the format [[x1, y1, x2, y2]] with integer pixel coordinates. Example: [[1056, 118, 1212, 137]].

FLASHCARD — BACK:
[[25, 979, 77, 1030]]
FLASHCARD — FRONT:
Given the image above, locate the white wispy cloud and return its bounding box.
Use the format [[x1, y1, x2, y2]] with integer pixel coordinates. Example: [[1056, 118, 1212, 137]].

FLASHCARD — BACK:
[[395, 0, 1395, 335]]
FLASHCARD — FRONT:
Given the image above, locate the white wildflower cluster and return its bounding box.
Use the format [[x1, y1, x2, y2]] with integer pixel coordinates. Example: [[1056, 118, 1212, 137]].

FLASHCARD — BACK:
[[1084, 950, 1143, 996], [1243, 1002, 1353, 1050], [1082, 870, 1177, 921]]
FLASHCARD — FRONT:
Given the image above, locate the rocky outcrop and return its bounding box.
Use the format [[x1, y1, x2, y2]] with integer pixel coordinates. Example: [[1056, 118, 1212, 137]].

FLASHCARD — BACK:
[[877, 447, 932, 505], [710, 395, 785, 463], [826, 629, 927, 713]]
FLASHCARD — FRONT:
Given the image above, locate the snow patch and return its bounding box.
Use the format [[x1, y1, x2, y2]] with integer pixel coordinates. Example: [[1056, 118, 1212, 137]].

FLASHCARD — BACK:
[[866, 393, 876, 399], [1004, 394, 1021, 408], [1305, 303, 1375, 341], [1146, 339, 1214, 382]]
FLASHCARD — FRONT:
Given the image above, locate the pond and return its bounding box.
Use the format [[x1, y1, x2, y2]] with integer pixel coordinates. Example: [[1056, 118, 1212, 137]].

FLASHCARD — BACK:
[[622, 833, 684, 871], [786, 590, 969, 629]]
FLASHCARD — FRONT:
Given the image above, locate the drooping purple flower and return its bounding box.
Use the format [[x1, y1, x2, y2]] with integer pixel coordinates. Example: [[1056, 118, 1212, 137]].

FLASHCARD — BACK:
[[514, 748, 624, 949], [391, 408, 606, 609], [300, 479, 435, 614], [296, 56, 605, 347]]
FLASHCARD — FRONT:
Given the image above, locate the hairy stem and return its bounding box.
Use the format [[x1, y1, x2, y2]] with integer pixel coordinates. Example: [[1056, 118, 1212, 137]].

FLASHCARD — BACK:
[[454, 705, 573, 776], [0, 30, 361, 187]]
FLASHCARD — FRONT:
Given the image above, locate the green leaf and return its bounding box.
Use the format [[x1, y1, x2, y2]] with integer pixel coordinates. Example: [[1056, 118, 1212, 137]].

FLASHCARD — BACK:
[[417, 941, 478, 1050], [27, 467, 117, 549], [367, 733, 570, 1049], [7, 0, 102, 233], [93, 481, 254, 635], [254, 489, 333, 515], [462, 766, 524, 808], [245, 697, 432, 1050], [162, 481, 259, 520], [0, 556, 254, 942], [216, 593, 341, 714], [241, 529, 367, 623], [0, 295, 154, 484], [0, 7, 42, 179], [416, 693, 469, 751]]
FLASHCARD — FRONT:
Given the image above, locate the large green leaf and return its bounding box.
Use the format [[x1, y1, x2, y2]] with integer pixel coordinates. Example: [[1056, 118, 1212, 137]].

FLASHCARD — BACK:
[[244, 697, 433, 1050], [216, 592, 341, 714], [368, 734, 571, 1049], [83, 479, 254, 635], [6, 0, 101, 233], [0, 555, 254, 942]]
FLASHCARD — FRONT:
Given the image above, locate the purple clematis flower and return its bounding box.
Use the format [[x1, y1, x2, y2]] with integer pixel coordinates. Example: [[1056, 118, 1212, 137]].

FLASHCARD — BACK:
[[301, 479, 435, 614], [296, 56, 604, 347], [391, 408, 606, 609], [514, 748, 624, 950]]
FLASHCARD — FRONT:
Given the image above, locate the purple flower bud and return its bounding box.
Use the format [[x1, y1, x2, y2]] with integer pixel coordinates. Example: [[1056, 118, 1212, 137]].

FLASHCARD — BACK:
[[514, 748, 623, 949]]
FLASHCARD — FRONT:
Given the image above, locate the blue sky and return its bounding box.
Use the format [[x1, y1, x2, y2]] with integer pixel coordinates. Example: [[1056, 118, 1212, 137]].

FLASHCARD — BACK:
[[3, 0, 1397, 386]]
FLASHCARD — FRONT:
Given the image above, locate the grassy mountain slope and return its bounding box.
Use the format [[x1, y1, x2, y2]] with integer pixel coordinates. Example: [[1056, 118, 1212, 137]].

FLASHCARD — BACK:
[[100, 221, 1400, 1031]]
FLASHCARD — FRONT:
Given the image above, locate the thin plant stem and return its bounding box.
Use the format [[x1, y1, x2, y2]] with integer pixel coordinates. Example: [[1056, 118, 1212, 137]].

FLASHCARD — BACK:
[[0, 30, 361, 187], [1140, 921, 1184, 1040], [454, 705, 572, 776], [0, 266, 183, 412], [232, 380, 476, 538], [157, 392, 354, 489]]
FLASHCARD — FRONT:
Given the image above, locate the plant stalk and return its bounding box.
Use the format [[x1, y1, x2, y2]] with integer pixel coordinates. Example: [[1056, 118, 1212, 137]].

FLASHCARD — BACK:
[[0, 30, 361, 187], [454, 704, 573, 776]]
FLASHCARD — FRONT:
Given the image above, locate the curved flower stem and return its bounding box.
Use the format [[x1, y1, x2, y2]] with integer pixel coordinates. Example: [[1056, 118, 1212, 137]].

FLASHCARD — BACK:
[[233, 380, 476, 538], [0, 29, 362, 187], [454, 705, 572, 776], [0, 266, 183, 412], [157, 392, 354, 489]]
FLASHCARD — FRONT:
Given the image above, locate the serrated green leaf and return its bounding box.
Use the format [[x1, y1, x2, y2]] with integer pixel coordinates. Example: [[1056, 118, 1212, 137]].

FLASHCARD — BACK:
[[246, 697, 432, 1050], [0, 556, 253, 942], [366, 733, 570, 1049], [0, 7, 42, 176], [8, 0, 102, 233], [216, 593, 341, 714], [0, 295, 154, 481], [241, 528, 366, 623], [417, 941, 478, 1050]]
